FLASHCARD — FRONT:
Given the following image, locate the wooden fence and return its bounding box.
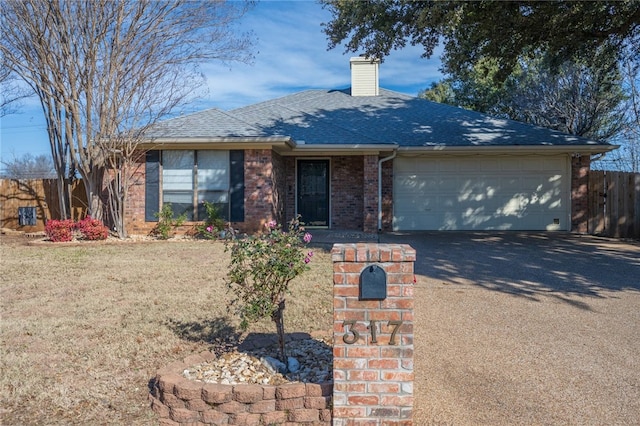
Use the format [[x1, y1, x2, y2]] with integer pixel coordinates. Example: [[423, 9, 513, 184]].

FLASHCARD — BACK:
[[0, 179, 87, 232], [589, 171, 640, 239]]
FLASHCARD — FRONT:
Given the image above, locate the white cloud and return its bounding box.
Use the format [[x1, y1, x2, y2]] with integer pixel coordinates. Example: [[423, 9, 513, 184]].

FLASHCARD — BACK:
[[1, 1, 444, 157], [197, 1, 443, 110]]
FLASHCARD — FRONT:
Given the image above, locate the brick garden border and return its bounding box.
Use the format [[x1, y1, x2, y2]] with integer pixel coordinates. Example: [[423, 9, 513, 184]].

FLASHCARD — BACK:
[[150, 351, 332, 425]]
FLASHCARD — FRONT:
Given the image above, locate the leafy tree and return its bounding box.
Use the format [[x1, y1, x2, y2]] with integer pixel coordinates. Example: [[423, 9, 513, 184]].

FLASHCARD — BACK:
[[1, 153, 56, 179], [421, 56, 521, 118], [421, 48, 628, 144], [321, 1, 640, 81], [509, 53, 626, 142], [1, 0, 255, 237], [419, 80, 455, 106]]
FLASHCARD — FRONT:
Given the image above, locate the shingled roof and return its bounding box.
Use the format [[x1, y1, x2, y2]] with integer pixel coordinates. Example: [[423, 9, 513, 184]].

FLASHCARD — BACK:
[[145, 87, 613, 151]]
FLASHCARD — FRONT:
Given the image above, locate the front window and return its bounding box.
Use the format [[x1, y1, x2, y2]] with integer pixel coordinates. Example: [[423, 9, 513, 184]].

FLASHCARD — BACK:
[[162, 150, 230, 221]]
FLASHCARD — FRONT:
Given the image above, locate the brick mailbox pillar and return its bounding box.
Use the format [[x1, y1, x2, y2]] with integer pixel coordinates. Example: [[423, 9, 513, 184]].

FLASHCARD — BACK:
[[332, 243, 415, 426]]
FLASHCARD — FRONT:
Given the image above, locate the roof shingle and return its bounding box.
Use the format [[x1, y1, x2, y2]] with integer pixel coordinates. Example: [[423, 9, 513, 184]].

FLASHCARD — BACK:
[[146, 88, 609, 148]]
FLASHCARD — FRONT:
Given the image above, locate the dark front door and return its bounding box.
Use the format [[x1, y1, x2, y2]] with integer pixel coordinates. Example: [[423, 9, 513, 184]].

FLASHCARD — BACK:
[[297, 160, 329, 226]]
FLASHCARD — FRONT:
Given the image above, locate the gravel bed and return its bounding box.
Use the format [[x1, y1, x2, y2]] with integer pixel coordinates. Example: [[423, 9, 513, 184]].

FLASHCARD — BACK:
[[183, 337, 333, 385]]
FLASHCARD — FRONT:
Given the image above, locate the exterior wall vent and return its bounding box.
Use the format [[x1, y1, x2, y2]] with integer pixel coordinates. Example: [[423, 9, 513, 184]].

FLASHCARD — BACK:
[[350, 56, 380, 96]]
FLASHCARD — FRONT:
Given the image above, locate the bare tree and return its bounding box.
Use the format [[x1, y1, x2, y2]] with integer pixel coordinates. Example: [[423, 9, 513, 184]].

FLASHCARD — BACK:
[[508, 53, 627, 143], [0, 56, 30, 117], [1, 0, 254, 236], [617, 57, 640, 172], [591, 50, 640, 172], [1, 153, 56, 179]]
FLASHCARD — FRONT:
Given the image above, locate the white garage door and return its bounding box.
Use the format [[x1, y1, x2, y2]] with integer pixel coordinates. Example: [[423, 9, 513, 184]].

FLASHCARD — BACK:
[[393, 155, 569, 231]]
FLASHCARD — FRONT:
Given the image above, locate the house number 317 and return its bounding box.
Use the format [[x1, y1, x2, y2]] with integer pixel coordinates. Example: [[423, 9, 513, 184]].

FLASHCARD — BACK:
[[341, 320, 404, 345]]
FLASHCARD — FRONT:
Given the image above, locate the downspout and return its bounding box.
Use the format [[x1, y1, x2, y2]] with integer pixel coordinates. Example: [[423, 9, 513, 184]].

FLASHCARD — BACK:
[[378, 150, 397, 231]]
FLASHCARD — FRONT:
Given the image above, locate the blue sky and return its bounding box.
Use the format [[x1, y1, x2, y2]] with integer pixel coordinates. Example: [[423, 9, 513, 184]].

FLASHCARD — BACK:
[[0, 1, 443, 161]]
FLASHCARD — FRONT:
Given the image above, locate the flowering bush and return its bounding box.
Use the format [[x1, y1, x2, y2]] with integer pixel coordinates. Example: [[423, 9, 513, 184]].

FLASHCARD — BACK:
[[76, 216, 108, 240], [224, 216, 312, 363], [45, 219, 75, 242], [196, 201, 226, 239], [45, 217, 109, 242]]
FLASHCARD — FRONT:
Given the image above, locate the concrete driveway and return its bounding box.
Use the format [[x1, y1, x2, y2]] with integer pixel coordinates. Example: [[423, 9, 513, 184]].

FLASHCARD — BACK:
[[378, 232, 640, 425]]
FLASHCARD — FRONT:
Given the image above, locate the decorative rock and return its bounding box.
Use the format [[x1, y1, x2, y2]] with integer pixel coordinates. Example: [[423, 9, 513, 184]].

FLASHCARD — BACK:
[[182, 337, 332, 385], [287, 357, 300, 373], [261, 356, 287, 375]]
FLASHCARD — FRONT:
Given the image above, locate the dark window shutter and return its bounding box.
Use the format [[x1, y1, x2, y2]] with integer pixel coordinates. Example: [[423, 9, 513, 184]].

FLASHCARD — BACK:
[[145, 150, 160, 222], [229, 150, 244, 222]]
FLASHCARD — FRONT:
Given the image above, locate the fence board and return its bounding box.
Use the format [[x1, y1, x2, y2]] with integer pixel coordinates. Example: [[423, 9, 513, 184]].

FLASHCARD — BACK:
[[0, 179, 86, 232], [588, 171, 640, 239], [588, 171, 606, 234]]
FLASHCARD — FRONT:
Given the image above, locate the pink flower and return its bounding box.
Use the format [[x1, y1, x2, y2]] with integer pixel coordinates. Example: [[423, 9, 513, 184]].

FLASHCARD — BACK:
[[303, 232, 312, 243], [308, 251, 314, 257], [266, 220, 277, 229], [304, 257, 311, 264], [206, 226, 213, 233]]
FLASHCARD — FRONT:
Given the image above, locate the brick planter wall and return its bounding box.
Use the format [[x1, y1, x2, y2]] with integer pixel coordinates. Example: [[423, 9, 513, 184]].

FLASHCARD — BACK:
[[150, 351, 332, 425], [332, 243, 416, 426]]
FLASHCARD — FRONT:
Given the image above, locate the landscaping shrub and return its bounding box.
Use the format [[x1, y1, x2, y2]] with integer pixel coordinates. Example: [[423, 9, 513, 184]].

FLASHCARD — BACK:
[[225, 216, 313, 363], [197, 201, 226, 239], [45, 219, 75, 242], [45, 217, 109, 242], [152, 203, 187, 239], [76, 216, 109, 240]]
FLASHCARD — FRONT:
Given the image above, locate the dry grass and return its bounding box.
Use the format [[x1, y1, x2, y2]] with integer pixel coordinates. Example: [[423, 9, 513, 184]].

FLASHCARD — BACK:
[[0, 235, 333, 425]]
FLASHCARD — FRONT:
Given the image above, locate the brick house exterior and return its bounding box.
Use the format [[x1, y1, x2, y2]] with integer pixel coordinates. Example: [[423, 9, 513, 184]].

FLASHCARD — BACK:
[[124, 150, 394, 235], [128, 58, 614, 235]]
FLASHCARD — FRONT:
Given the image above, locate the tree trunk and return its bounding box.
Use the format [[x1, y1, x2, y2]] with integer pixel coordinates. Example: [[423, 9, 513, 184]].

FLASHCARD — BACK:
[[84, 167, 106, 221], [271, 298, 287, 365], [54, 171, 70, 220]]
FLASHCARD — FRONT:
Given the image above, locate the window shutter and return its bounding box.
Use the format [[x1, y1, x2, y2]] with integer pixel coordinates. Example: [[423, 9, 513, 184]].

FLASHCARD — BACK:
[[229, 150, 244, 222], [145, 150, 160, 222]]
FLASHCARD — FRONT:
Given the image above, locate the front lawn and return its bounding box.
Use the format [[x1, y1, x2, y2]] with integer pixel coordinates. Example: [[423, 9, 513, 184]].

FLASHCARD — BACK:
[[0, 236, 333, 424]]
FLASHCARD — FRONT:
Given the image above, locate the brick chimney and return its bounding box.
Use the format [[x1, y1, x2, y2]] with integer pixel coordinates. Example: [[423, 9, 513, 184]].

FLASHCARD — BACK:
[[350, 56, 380, 96]]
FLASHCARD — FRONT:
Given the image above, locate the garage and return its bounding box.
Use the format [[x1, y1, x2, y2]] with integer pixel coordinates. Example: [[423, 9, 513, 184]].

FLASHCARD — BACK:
[[393, 155, 570, 231]]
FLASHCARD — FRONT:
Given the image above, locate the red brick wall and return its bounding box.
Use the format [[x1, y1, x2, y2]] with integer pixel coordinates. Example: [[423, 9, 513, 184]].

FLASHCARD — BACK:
[[331, 157, 365, 230], [123, 157, 149, 235], [124, 151, 386, 236], [124, 149, 281, 236], [271, 151, 286, 227], [571, 154, 590, 233], [363, 155, 378, 233], [332, 243, 415, 425], [381, 160, 393, 232], [239, 149, 277, 233], [281, 155, 384, 232]]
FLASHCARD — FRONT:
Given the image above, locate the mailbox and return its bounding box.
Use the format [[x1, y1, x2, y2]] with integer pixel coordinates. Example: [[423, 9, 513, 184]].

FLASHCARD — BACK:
[[359, 264, 387, 300]]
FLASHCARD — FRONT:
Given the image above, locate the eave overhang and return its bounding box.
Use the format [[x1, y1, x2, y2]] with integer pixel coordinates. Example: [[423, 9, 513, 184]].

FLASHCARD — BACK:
[[137, 136, 295, 151], [397, 144, 618, 156], [138, 136, 617, 157], [280, 143, 398, 156]]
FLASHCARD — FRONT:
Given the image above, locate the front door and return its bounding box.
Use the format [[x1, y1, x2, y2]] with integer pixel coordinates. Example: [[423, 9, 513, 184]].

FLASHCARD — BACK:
[[297, 160, 329, 227]]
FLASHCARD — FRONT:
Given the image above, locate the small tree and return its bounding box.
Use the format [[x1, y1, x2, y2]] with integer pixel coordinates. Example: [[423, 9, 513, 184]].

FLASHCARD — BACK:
[[1, 0, 255, 233], [1, 153, 56, 179], [225, 216, 313, 364]]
